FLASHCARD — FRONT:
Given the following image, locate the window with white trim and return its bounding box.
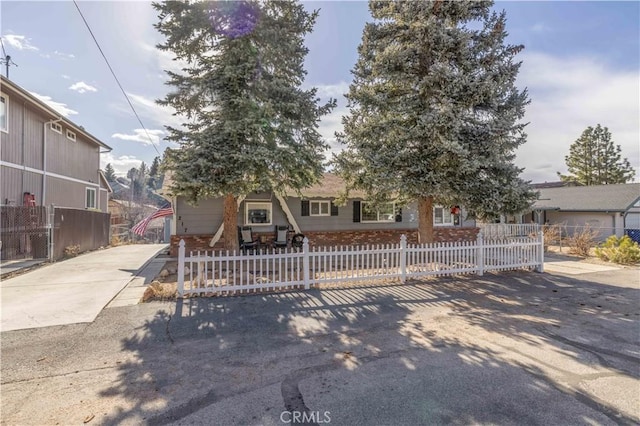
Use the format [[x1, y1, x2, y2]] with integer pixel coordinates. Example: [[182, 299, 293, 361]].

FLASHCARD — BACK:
[[245, 201, 272, 225], [85, 187, 96, 209], [362, 202, 396, 223], [0, 93, 7, 133], [66, 129, 76, 142], [310, 200, 330, 216], [434, 206, 454, 226], [50, 122, 62, 134]]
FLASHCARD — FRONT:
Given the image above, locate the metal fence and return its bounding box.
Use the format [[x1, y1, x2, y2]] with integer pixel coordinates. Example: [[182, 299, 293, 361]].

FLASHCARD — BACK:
[[51, 208, 110, 261], [0, 205, 51, 261], [1, 205, 110, 262], [177, 233, 544, 297]]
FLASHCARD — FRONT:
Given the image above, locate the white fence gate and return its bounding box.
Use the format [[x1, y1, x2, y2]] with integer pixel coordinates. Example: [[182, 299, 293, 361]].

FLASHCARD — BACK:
[[177, 233, 544, 297]]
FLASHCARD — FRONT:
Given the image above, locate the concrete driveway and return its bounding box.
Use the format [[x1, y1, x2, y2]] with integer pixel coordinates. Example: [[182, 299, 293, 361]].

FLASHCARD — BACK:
[[0, 244, 167, 332], [1, 265, 638, 425]]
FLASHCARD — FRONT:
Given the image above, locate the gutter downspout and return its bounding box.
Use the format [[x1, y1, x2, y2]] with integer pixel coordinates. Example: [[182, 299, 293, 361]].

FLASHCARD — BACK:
[[21, 102, 26, 203], [42, 117, 63, 205]]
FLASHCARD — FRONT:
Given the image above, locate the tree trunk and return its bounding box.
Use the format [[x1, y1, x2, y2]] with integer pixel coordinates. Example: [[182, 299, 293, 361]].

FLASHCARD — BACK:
[[223, 194, 239, 252], [418, 196, 434, 244]]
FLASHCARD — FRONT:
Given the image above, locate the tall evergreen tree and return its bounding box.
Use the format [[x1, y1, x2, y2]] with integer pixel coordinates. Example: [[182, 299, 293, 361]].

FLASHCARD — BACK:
[[148, 156, 161, 190], [558, 124, 635, 185], [154, 0, 335, 250], [334, 0, 534, 242], [104, 163, 116, 182]]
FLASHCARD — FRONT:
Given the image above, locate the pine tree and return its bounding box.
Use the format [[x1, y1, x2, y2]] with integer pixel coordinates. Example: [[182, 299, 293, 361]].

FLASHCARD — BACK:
[[154, 0, 335, 250], [104, 163, 116, 182], [333, 0, 535, 242], [558, 124, 635, 185], [148, 156, 161, 190]]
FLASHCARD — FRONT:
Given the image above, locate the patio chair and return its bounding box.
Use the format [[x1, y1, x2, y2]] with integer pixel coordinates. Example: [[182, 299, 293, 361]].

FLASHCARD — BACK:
[[238, 226, 259, 253], [291, 233, 305, 249], [273, 225, 289, 249]]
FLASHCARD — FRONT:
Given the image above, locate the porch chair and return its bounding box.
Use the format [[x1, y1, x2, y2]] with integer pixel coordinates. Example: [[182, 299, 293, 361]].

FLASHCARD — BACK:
[[273, 225, 290, 249], [238, 226, 259, 253]]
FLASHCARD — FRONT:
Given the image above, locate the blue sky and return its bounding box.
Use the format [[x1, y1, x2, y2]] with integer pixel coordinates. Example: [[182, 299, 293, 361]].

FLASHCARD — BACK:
[[2, 1, 639, 183]]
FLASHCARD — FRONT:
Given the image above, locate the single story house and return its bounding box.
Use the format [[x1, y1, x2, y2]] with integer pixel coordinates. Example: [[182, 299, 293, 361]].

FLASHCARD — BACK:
[[526, 183, 640, 241], [161, 173, 478, 255]]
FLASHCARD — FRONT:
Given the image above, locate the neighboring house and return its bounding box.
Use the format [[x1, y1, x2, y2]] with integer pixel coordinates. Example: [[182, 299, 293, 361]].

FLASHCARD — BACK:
[[162, 172, 478, 254], [526, 183, 640, 241], [109, 199, 166, 242], [0, 76, 112, 211]]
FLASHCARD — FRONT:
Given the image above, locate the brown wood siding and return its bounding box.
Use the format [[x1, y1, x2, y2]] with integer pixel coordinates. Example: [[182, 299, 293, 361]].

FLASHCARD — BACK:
[[1, 167, 42, 205]]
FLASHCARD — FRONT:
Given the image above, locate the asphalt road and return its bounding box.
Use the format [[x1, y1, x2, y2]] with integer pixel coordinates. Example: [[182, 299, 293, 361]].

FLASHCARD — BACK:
[[1, 266, 638, 425]]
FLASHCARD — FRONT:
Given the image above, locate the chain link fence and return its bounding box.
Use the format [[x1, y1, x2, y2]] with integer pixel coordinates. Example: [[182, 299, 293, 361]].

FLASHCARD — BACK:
[[542, 223, 640, 254], [0, 205, 51, 261]]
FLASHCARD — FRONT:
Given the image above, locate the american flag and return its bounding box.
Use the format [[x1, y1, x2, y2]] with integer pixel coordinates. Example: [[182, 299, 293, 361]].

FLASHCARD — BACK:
[[131, 203, 174, 236]]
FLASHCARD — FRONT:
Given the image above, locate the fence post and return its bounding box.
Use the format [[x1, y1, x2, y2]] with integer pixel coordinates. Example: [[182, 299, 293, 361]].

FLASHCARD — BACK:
[[536, 231, 545, 273], [476, 232, 484, 276], [302, 237, 310, 290], [399, 234, 407, 283], [48, 204, 55, 261], [177, 239, 185, 297]]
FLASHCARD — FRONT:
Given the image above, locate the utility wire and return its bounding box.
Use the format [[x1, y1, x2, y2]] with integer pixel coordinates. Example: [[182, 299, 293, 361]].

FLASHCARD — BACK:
[[72, 0, 162, 157]]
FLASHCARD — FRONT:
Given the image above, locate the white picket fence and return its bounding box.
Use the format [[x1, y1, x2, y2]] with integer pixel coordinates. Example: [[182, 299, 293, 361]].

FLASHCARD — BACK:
[[478, 223, 541, 240], [176, 232, 544, 297]]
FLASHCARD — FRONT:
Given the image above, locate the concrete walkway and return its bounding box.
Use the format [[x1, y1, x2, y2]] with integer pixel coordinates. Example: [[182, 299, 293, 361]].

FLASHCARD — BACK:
[[0, 244, 167, 332], [544, 253, 620, 275]]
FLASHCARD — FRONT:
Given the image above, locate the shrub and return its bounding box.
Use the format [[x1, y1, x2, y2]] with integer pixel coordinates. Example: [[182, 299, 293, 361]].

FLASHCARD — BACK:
[[64, 245, 81, 258], [567, 225, 598, 257], [595, 235, 640, 265], [542, 223, 562, 251], [141, 281, 177, 302]]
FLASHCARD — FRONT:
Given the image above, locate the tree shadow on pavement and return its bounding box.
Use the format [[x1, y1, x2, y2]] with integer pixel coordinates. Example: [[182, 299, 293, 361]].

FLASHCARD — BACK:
[[96, 270, 639, 425]]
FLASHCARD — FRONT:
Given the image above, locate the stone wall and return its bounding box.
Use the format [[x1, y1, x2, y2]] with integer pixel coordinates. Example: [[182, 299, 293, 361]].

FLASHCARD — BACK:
[[170, 227, 479, 256]]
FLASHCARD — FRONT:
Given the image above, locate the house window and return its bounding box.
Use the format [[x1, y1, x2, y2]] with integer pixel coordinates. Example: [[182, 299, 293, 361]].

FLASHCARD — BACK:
[[50, 122, 62, 134], [245, 201, 272, 225], [66, 129, 76, 142], [0, 93, 7, 133], [310, 200, 330, 216], [434, 206, 454, 226], [86, 187, 96, 209], [362, 202, 396, 223]]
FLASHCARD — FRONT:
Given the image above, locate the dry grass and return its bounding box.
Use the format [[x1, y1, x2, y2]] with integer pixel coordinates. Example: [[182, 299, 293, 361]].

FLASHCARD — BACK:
[[141, 280, 177, 302]]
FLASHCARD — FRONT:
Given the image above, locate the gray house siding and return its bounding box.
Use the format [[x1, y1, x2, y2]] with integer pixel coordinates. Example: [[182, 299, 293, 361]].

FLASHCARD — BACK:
[[46, 128, 100, 183], [1, 166, 42, 205], [176, 197, 225, 235], [46, 176, 101, 211], [174, 194, 474, 235], [0, 77, 110, 211], [285, 197, 418, 231]]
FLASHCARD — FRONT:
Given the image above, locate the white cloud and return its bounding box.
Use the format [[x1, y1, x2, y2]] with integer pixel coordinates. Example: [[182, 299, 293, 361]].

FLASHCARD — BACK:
[[118, 92, 186, 129], [100, 153, 143, 176], [530, 23, 550, 33], [2, 34, 38, 51], [61, 74, 71, 80], [112, 129, 165, 146], [139, 42, 191, 75], [69, 81, 98, 94], [516, 52, 640, 182], [313, 81, 350, 100], [53, 50, 75, 59], [29, 92, 78, 117]]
